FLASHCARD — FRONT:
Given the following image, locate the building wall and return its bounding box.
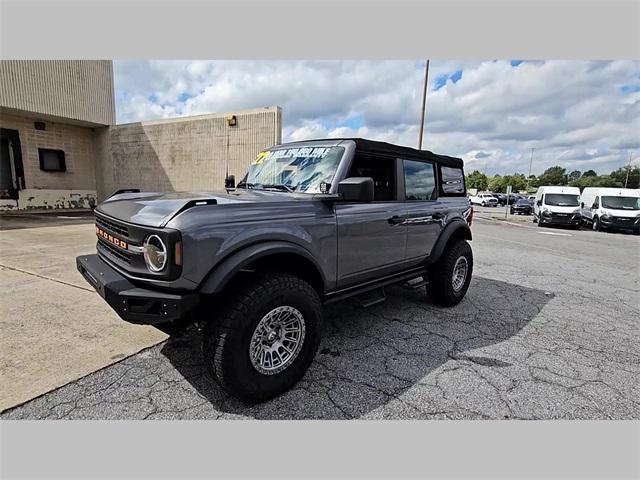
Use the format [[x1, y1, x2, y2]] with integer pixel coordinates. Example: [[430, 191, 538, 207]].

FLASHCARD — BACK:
[[0, 112, 99, 210], [0, 60, 114, 126], [97, 107, 281, 199]]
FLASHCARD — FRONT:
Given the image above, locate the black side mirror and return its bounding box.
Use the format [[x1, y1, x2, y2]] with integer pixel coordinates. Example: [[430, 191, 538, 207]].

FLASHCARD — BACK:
[[337, 177, 374, 202], [536, 200, 542, 206], [225, 175, 235, 189], [581, 202, 584, 208], [592, 203, 598, 209]]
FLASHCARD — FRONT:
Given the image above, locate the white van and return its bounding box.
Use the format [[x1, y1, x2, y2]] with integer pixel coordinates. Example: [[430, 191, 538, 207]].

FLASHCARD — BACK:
[[533, 186, 581, 228], [580, 187, 640, 233]]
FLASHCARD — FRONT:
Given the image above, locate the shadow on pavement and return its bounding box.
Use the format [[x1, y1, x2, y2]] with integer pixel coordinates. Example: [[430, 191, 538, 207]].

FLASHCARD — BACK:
[[160, 276, 551, 419]]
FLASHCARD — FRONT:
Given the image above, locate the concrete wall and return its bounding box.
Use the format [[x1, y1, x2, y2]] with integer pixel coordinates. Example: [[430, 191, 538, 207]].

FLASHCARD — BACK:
[[97, 107, 281, 199], [0, 60, 114, 126], [0, 112, 100, 210]]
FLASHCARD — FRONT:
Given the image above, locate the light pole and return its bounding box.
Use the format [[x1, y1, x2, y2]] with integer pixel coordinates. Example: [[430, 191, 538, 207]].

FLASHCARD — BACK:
[[526, 147, 535, 191], [418, 60, 430, 150], [624, 151, 633, 188]]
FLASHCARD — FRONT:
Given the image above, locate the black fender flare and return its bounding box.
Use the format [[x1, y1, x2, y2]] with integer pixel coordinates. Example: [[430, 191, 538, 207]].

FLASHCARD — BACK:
[[426, 220, 472, 265], [198, 241, 327, 295]]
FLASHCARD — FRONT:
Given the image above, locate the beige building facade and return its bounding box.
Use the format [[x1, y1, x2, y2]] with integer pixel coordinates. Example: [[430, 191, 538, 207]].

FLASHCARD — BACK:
[[0, 60, 282, 211]]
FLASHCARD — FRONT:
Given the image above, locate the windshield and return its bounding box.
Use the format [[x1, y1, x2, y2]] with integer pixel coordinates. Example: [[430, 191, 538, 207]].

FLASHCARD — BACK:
[[601, 196, 640, 210], [244, 146, 344, 193], [544, 193, 580, 207]]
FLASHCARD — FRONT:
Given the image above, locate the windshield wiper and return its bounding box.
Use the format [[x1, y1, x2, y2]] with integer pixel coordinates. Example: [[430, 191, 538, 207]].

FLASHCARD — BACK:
[[261, 183, 295, 193], [236, 181, 256, 189]]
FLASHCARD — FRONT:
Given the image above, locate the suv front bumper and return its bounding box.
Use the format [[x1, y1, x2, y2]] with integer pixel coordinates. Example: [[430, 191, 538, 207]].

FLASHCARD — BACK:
[[76, 254, 199, 325]]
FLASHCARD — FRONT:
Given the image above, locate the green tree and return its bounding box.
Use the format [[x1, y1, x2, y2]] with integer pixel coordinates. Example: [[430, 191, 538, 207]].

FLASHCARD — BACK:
[[527, 174, 540, 189], [568, 170, 582, 182], [538, 166, 567, 185], [501, 173, 528, 193], [609, 166, 640, 189], [488, 175, 505, 192], [465, 170, 489, 190], [582, 169, 597, 177]]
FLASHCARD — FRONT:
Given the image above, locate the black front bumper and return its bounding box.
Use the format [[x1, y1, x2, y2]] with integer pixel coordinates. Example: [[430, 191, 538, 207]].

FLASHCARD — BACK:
[[76, 254, 199, 325], [600, 217, 639, 231], [539, 213, 581, 225]]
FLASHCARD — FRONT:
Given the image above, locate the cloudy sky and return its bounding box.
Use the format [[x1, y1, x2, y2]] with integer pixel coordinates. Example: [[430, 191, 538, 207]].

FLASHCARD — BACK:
[[114, 60, 639, 176]]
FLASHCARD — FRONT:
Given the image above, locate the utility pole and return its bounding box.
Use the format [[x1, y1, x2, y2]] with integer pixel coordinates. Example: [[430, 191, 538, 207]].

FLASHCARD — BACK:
[[418, 60, 430, 150], [624, 151, 633, 188], [526, 147, 535, 191]]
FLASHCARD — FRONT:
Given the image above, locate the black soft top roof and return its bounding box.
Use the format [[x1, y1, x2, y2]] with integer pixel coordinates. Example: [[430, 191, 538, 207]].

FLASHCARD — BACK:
[[276, 137, 464, 169]]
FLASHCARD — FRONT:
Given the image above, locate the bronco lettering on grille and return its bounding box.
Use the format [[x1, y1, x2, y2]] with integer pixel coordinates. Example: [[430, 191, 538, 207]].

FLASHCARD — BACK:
[[96, 226, 128, 250]]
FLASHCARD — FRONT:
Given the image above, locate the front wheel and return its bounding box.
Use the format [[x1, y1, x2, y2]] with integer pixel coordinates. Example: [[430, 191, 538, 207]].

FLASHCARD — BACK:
[[203, 273, 323, 402], [592, 216, 600, 231], [426, 240, 473, 307]]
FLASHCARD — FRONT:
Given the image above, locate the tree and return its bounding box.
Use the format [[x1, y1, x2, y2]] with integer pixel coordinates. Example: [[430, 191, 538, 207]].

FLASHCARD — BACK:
[[568, 170, 582, 182], [488, 175, 505, 193], [609, 166, 640, 189], [582, 169, 597, 177], [465, 170, 489, 191], [538, 166, 567, 186]]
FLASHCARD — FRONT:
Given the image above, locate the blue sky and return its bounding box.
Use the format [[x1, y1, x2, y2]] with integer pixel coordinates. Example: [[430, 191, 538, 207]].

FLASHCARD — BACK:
[[114, 60, 640, 175]]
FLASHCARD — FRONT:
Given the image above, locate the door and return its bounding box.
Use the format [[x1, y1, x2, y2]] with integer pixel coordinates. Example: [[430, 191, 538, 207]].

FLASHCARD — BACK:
[[0, 129, 24, 200], [403, 159, 446, 261], [335, 154, 407, 287]]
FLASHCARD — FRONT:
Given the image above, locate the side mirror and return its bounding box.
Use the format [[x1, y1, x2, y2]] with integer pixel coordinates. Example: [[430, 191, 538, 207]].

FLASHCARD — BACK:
[[581, 202, 584, 208], [225, 175, 235, 189], [337, 177, 374, 202], [591, 203, 598, 209], [536, 200, 542, 206]]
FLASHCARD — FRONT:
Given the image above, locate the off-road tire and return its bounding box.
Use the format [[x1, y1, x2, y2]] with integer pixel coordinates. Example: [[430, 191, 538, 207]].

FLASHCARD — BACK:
[[426, 239, 473, 307], [202, 273, 322, 402]]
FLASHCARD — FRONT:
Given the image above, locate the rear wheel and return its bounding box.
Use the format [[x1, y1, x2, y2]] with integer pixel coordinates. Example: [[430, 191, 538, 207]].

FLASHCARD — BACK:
[[427, 240, 473, 307], [202, 273, 322, 402]]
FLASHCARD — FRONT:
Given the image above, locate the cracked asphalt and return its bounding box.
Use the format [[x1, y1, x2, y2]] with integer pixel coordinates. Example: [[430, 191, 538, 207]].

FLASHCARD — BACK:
[[3, 219, 639, 420]]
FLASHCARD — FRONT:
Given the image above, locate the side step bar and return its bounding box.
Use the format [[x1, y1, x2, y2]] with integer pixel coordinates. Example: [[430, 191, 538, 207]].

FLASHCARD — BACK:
[[324, 266, 428, 305], [360, 287, 387, 308]]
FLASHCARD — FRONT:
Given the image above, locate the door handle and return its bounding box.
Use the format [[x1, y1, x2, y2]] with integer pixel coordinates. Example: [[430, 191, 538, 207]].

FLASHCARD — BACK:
[[387, 215, 405, 225]]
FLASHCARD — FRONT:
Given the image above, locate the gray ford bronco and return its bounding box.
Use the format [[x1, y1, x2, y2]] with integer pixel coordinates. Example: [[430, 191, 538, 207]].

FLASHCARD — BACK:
[[77, 138, 473, 401]]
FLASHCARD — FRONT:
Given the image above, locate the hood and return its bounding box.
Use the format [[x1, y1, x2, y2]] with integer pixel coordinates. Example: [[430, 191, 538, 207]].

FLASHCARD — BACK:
[[96, 189, 307, 227]]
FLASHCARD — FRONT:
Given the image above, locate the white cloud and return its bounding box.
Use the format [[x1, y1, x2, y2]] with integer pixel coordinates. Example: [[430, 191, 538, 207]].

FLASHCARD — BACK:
[[114, 60, 640, 175]]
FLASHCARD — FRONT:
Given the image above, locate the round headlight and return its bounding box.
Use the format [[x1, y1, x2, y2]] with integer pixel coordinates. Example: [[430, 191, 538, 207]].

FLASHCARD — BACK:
[[143, 235, 167, 272]]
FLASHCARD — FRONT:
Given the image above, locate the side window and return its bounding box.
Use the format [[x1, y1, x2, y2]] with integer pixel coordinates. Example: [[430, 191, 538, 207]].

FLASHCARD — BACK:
[[440, 166, 465, 194], [348, 154, 396, 201], [403, 159, 435, 201], [593, 196, 599, 208]]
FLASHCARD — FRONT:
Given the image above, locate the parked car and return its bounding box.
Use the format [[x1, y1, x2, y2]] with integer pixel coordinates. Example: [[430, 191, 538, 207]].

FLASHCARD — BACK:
[[533, 186, 581, 228], [510, 198, 533, 215], [76, 138, 474, 401], [469, 193, 499, 207], [580, 187, 640, 234]]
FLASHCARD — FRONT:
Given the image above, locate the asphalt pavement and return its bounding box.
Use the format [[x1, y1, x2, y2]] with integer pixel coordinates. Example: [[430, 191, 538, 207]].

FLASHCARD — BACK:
[[3, 217, 639, 420]]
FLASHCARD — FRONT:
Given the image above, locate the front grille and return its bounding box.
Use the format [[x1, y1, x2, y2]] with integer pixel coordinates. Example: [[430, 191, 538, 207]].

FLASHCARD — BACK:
[[98, 239, 131, 264], [95, 215, 129, 238], [611, 216, 633, 222]]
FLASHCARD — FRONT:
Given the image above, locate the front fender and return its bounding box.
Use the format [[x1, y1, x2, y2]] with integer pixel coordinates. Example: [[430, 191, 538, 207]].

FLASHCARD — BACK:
[[198, 241, 327, 294]]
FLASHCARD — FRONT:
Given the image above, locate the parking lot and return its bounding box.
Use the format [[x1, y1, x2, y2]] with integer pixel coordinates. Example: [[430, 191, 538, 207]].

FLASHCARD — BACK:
[[2, 213, 638, 420]]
